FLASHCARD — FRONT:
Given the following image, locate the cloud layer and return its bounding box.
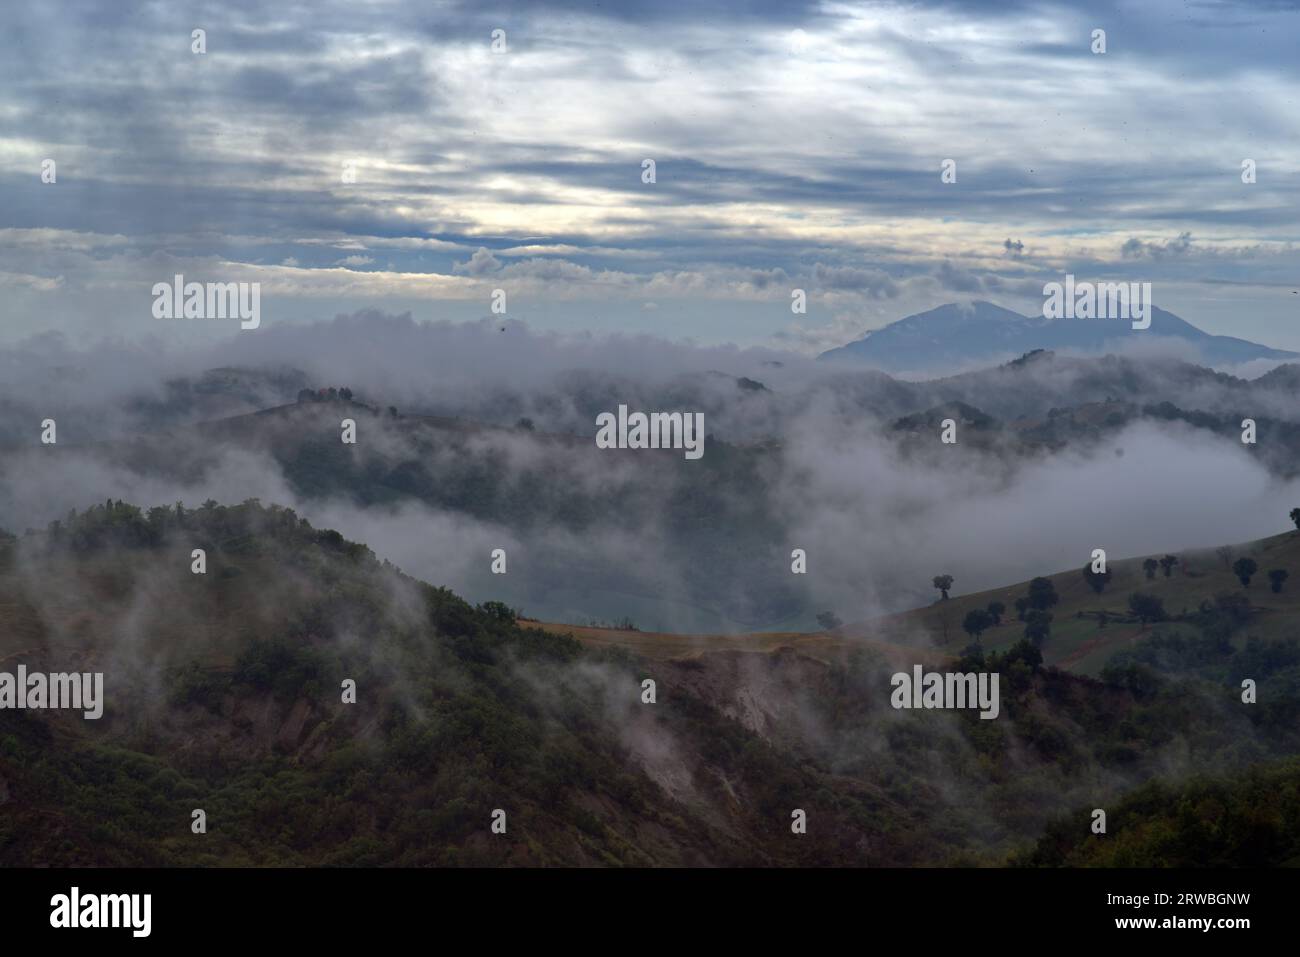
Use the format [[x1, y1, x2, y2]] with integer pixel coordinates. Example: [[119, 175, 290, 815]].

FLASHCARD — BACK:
[[2, 0, 1299, 350]]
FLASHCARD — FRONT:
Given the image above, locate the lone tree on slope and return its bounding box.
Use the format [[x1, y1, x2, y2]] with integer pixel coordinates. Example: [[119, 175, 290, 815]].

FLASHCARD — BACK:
[[1143, 558, 1159, 580], [1082, 564, 1112, 595], [932, 574, 954, 600], [1268, 569, 1289, 594], [1027, 576, 1059, 611], [1128, 592, 1167, 629], [963, 608, 993, 641], [1233, 557, 1259, 587]]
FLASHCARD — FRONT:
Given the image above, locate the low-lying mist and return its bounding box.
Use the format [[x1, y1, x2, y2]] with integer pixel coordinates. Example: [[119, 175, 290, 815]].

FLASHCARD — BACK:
[[3, 355, 1297, 632]]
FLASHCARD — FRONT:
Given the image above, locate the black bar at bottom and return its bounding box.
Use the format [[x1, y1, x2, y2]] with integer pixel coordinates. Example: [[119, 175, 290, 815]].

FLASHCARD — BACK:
[[0, 867, 1286, 944]]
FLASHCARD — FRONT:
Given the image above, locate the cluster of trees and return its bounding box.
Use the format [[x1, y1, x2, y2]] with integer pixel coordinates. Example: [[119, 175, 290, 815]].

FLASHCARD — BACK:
[[960, 600, 1005, 644], [582, 615, 639, 631], [1226, 557, 1288, 591], [42, 499, 170, 551], [961, 580, 1058, 648], [1020, 759, 1300, 867], [296, 387, 355, 403], [30, 498, 377, 567], [950, 578, 1061, 647], [1141, 555, 1180, 580], [1097, 588, 1300, 735], [1018, 577, 1059, 646]]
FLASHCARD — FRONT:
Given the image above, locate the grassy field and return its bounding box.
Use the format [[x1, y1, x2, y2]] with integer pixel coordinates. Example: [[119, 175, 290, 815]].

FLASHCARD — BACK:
[[527, 619, 945, 666], [541, 529, 1300, 675], [879, 529, 1300, 675]]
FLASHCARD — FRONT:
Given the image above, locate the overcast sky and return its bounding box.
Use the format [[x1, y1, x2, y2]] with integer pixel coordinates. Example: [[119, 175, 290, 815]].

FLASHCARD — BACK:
[[2, 0, 1298, 354]]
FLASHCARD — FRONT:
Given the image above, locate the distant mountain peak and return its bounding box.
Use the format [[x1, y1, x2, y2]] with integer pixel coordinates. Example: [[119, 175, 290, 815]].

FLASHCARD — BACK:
[[818, 300, 1296, 373]]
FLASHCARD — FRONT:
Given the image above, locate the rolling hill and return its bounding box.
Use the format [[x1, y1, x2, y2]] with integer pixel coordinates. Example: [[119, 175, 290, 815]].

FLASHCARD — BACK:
[[4, 500, 1299, 866], [860, 528, 1300, 676], [545, 525, 1300, 680]]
